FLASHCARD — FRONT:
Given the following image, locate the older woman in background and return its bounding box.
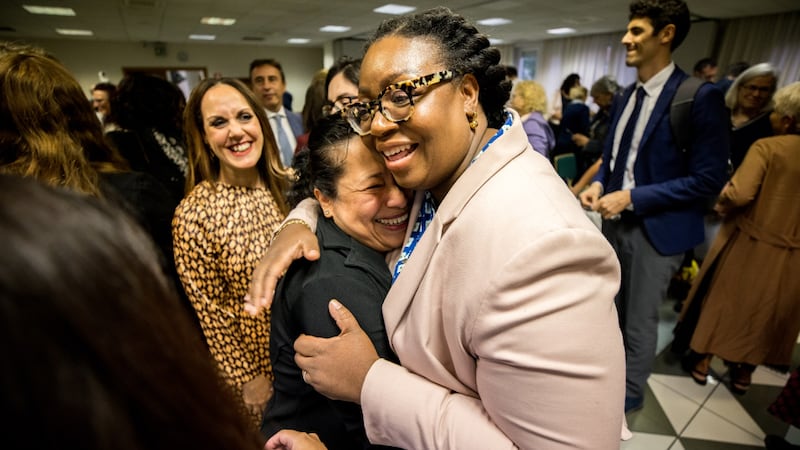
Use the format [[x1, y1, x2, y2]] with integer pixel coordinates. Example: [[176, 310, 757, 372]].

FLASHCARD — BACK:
[[508, 80, 555, 157], [571, 76, 620, 180], [726, 63, 779, 171], [675, 82, 800, 395]]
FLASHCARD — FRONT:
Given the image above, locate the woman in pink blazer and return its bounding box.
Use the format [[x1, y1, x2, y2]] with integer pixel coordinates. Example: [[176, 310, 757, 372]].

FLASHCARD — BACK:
[[258, 7, 625, 450]]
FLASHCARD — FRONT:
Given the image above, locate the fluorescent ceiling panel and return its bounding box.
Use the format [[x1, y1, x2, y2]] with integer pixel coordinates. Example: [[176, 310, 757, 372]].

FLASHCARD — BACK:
[[201, 17, 236, 26], [477, 18, 512, 26], [23, 5, 76, 16], [320, 25, 351, 32], [374, 4, 416, 15], [55, 28, 93, 36], [547, 27, 577, 35]]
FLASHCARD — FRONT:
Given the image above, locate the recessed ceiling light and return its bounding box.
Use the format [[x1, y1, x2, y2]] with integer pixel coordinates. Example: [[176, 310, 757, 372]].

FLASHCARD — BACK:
[[489, 38, 505, 45], [477, 18, 511, 26], [319, 25, 351, 33], [55, 28, 93, 36], [547, 27, 577, 35], [201, 17, 236, 26], [374, 4, 416, 15], [288, 38, 310, 44], [189, 34, 216, 40], [24, 5, 76, 16]]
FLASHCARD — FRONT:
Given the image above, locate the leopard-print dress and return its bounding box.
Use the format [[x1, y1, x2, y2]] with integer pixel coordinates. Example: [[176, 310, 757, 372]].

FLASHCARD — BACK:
[[173, 180, 284, 426]]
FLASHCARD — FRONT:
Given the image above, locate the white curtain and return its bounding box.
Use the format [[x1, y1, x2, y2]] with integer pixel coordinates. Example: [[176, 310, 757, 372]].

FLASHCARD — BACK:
[[715, 11, 800, 86], [537, 32, 637, 115], [533, 11, 800, 109]]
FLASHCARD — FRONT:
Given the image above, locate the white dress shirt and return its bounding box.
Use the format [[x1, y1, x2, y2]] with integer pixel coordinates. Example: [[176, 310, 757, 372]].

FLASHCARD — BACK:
[[610, 62, 676, 191]]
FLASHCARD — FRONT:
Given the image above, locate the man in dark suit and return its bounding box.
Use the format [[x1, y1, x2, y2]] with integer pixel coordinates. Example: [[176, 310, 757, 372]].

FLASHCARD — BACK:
[[249, 59, 304, 168], [579, 0, 728, 413]]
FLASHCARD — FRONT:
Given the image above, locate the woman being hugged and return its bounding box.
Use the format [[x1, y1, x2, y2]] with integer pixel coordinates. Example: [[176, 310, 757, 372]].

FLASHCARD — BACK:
[[263, 115, 407, 449], [254, 7, 625, 449], [173, 78, 290, 425]]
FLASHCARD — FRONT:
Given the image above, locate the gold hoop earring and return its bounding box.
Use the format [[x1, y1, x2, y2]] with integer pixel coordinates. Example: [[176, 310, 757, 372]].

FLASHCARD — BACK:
[[469, 111, 478, 130]]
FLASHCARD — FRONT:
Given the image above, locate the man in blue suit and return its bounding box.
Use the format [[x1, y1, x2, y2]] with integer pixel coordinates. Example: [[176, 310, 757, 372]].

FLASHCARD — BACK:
[[579, 0, 728, 413], [250, 59, 304, 168]]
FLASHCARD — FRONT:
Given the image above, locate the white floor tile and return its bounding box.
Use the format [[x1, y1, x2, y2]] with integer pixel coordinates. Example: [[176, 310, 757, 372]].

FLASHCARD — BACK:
[[621, 432, 677, 450], [648, 376, 706, 432], [703, 384, 765, 438], [681, 408, 764, 446], [649, 374, 716, 405], [752, 365, 791, 387]]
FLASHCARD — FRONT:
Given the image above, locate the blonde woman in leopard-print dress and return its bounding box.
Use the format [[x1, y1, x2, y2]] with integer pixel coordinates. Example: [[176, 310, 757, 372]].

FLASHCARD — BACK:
[[174, 78, 290, 426]]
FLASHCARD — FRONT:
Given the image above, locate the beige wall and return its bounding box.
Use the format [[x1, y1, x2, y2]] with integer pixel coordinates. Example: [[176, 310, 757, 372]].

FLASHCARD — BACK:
[[20, 38, 325, 111]]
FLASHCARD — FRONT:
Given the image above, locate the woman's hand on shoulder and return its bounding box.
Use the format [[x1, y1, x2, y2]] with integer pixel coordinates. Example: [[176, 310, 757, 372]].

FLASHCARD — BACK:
[[246, 221, 320, 315]]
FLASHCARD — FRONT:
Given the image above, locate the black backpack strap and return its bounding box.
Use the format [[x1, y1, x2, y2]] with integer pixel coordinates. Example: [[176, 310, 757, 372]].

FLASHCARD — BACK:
[[670, 76, 705, 153]]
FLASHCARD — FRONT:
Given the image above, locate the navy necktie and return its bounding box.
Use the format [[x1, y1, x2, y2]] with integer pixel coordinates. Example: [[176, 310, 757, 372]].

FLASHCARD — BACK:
[[607, 86, 646, 193], [272, 114, 293, 167]]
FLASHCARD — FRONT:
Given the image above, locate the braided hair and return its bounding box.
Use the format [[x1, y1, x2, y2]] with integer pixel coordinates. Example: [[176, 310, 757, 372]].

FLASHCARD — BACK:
[[365, 7, 511, 129]]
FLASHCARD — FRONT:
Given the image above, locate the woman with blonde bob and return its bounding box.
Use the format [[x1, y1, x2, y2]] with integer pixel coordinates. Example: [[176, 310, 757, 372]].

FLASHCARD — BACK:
[[173, 78, 290, 426], [508, 80, 555, 157]]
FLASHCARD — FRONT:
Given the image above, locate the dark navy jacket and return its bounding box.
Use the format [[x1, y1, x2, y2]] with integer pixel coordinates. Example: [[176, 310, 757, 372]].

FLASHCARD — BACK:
[[594, 66, 729, 255]]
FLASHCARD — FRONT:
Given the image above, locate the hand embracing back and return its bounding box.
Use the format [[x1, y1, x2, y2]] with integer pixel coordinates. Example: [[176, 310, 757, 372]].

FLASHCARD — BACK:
[[293, 300, 380, 403]]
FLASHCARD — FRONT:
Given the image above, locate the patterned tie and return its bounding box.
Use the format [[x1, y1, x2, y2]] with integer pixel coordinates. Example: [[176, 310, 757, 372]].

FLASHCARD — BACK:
[[607, 86, 646, 193], [272, 114, 293, 167]]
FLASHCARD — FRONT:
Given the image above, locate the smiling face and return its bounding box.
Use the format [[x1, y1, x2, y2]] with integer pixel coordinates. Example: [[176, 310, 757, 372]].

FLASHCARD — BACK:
[[316, 135, 410, 252], [91, 90, 110, 115], [736, 75, 775, 114], [359, 35, 479, 201], [250, 63, 286, 113], [200, 84, 264, 186], [621, 17, 673, 77]]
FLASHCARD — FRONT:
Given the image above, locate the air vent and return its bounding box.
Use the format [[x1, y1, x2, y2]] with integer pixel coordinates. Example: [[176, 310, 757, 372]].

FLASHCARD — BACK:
[[242, 36, 265, 41]]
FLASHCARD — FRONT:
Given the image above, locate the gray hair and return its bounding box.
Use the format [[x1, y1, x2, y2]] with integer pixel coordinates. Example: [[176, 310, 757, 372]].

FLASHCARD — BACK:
[[590, 76, 620, 97], [724, 62, 779, 111]]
